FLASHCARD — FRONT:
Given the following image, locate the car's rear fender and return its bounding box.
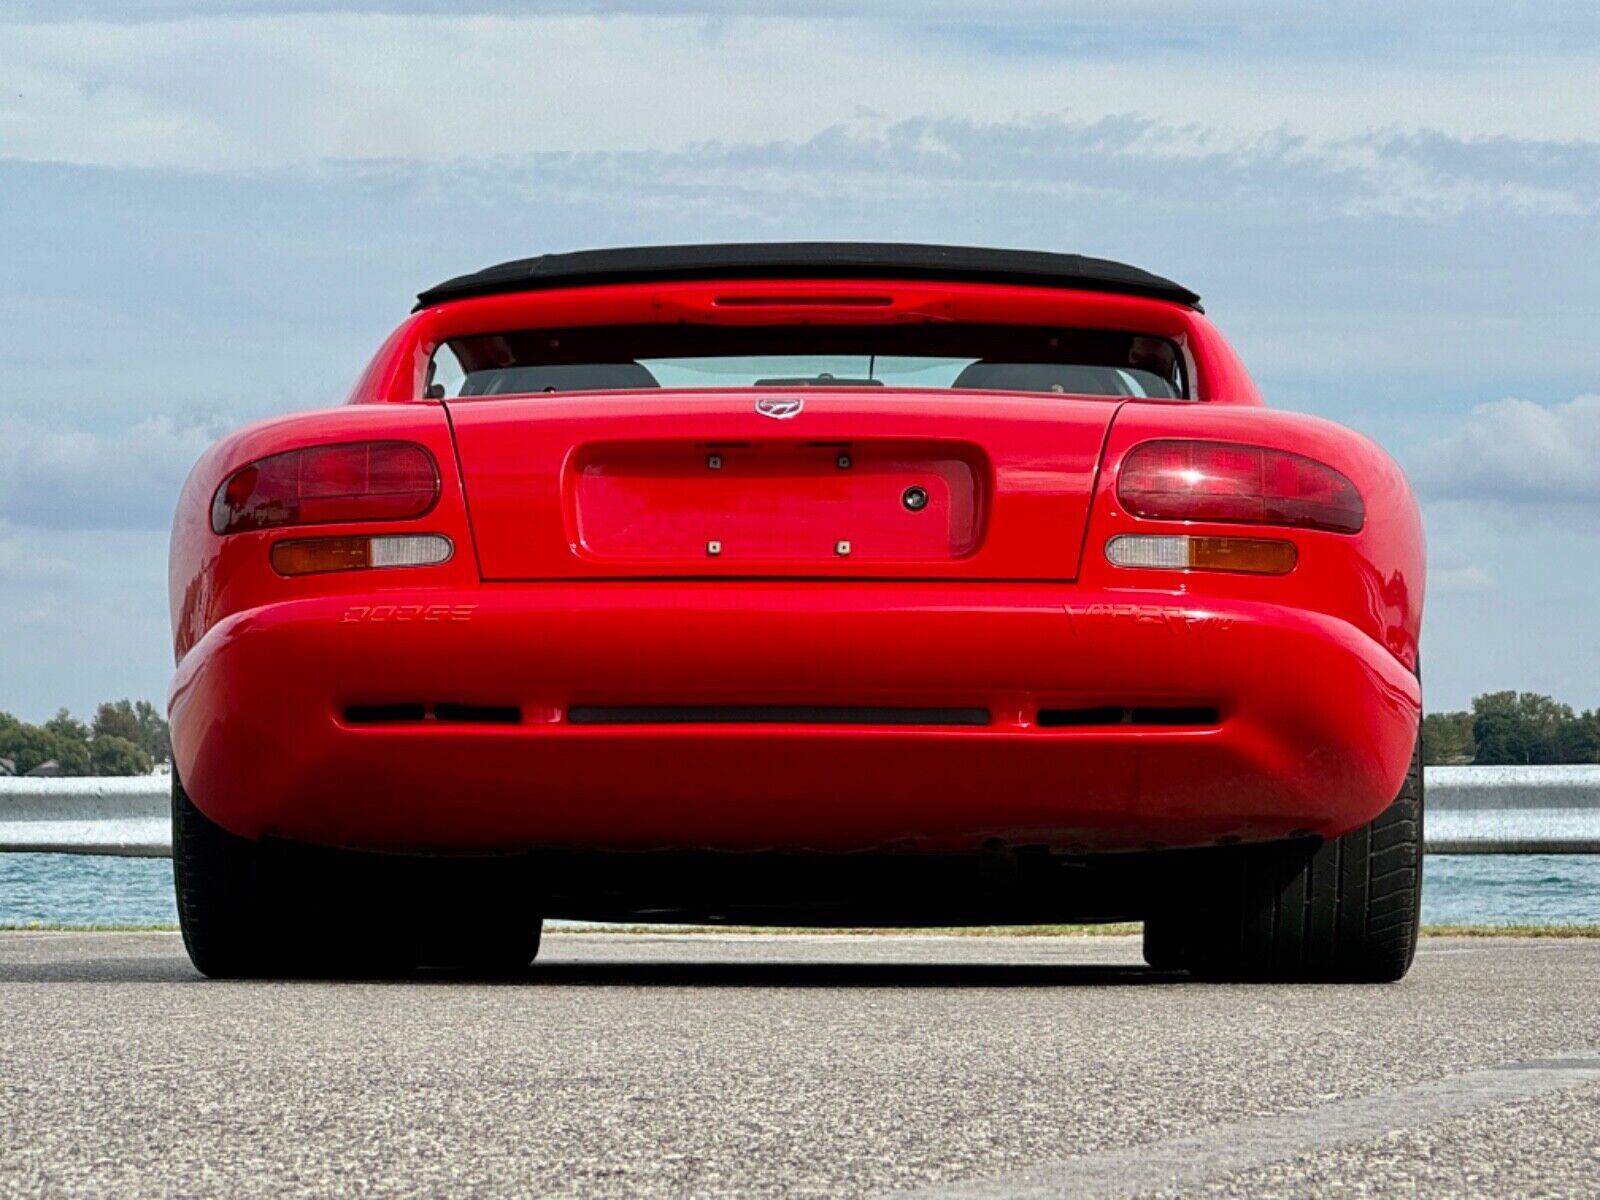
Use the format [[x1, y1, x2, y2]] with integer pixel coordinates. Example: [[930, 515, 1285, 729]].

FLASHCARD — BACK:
[[170, 397, 1424, 683], [168, 403, 474, 663], [1082, 402, 1425, 674]]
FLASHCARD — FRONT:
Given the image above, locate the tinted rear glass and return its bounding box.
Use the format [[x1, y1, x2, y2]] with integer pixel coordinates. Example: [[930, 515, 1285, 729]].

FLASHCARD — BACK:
[[431, 325, 1186, 400]]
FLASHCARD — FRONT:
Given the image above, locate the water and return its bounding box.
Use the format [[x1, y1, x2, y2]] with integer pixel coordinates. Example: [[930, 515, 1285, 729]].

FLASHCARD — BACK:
[[1, 855, 178, 926], [1, 853, 1595, 928], [1422, 856, 1599, 926]]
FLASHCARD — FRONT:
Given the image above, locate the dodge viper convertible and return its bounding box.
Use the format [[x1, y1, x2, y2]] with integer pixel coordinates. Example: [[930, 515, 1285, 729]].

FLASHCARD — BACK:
[[168, 243, 1424, 981]]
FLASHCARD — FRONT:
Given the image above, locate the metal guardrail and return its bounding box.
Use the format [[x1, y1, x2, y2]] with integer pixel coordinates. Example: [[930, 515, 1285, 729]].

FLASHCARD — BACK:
[[0, 776, 171, 856], [1426, 766, 1600, 853], [1425, 764, 1600, 810], [2, 768, 1598, 857]]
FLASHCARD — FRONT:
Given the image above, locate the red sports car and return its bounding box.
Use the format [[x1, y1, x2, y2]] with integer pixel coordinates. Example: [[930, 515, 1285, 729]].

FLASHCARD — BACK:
[[168, 244, 1424, 981]]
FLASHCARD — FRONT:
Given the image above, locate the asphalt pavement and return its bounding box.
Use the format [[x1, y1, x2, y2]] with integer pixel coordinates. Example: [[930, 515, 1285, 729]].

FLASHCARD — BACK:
[[1, 931, 1597, 1197]]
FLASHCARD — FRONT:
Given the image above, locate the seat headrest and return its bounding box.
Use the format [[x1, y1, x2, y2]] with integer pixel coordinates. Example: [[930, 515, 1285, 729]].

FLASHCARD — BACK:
[[462, 362, 660, 395], [950, 362, 1132, 396]]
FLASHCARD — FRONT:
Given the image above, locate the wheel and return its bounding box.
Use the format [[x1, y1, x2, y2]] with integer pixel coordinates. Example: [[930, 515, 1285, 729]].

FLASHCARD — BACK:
[[174, 774, 543, 979], [422, 921, 543, 977], [1164, 728, 1423, 983], [1141, 914, 1189, 970], [172, 772, 275, 978], [406, 857, 544, 977]]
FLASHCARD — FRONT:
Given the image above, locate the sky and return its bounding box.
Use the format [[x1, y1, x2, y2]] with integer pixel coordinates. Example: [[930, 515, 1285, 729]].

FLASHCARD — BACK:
[[2, 1, 1598, 721]]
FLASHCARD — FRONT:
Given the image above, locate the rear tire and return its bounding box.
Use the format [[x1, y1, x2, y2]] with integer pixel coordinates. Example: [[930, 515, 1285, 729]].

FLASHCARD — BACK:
[[1141, 916, 1189, 971], [406, 859, 544, 977], [172, 773, 274, 978], [1154, 729, 1423, 983], [173, 775, 543, 979]]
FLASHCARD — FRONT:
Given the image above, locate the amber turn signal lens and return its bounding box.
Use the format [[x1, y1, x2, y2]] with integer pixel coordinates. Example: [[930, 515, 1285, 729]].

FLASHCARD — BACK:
[[270, 534, 452, 576], [1189, 536, 1297, 574], [1106, 534, 1296, 575], [270, 537, 371, 575]]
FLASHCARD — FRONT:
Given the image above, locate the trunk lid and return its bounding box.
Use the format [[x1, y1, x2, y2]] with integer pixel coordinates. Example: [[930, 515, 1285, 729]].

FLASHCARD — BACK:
[[445, 390, 1119, 580]]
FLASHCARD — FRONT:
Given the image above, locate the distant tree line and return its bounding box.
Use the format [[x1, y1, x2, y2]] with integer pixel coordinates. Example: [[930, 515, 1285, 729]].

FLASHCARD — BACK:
[[1423, 692, 1600, 766], [0, 701, 171, 777]]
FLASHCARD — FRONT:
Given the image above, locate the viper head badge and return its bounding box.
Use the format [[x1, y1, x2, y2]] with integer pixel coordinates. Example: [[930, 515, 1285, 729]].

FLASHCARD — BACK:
[[755, 395, 803, 420]]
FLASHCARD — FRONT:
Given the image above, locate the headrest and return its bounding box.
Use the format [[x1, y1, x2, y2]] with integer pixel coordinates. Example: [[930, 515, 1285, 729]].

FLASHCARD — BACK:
[[461, 362, 660, 395], [950, 362, 1132, 396]]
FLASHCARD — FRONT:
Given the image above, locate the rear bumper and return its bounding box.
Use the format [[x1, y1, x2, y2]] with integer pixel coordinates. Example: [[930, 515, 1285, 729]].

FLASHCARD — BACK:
[[169, 583, 1420, 854]]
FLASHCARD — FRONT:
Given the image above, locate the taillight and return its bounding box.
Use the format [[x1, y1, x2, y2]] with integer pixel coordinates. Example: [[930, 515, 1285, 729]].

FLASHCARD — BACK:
[[1117, 440, 1364, 534], [211, 441, 439, 535]]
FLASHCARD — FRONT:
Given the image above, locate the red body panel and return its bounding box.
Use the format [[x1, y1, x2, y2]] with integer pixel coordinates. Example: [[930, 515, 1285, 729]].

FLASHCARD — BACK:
[[447, 390, 1116, 580], [169, 278, 1424, 863], [571, 437, 986, 565], [168, 583, 1417, 854]]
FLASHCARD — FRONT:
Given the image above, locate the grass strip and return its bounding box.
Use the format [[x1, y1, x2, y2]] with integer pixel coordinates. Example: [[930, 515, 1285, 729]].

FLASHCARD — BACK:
[[1419, 923, 1600, 939], [550, 922, 1600, 939]]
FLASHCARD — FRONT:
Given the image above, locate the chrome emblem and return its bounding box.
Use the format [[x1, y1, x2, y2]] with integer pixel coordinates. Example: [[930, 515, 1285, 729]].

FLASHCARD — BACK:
[[756, 395, 803, 420]]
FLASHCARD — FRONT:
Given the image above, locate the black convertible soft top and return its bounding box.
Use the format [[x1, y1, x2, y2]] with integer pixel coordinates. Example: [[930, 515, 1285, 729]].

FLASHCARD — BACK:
[[415, 243, 1200, 311]]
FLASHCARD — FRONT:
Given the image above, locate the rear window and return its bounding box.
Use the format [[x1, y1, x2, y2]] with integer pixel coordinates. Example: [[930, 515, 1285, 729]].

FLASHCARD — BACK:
[[429, 324, 1186, 400]]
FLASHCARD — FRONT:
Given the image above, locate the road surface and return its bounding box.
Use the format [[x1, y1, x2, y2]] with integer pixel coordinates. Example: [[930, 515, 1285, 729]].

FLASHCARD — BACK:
[[1, 931, 1597, 1197]]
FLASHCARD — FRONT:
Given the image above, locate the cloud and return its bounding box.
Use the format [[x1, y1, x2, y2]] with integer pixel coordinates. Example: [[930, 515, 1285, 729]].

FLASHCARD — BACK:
[[0, 523, 77, 585], [0, 528, 173, 721], [0, 415, 220, 531], [12, 605, 68, 626], [4, 8, 1600, 172], [1430, 565, 1496, 594], [1415, 395, 1600, 508]]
